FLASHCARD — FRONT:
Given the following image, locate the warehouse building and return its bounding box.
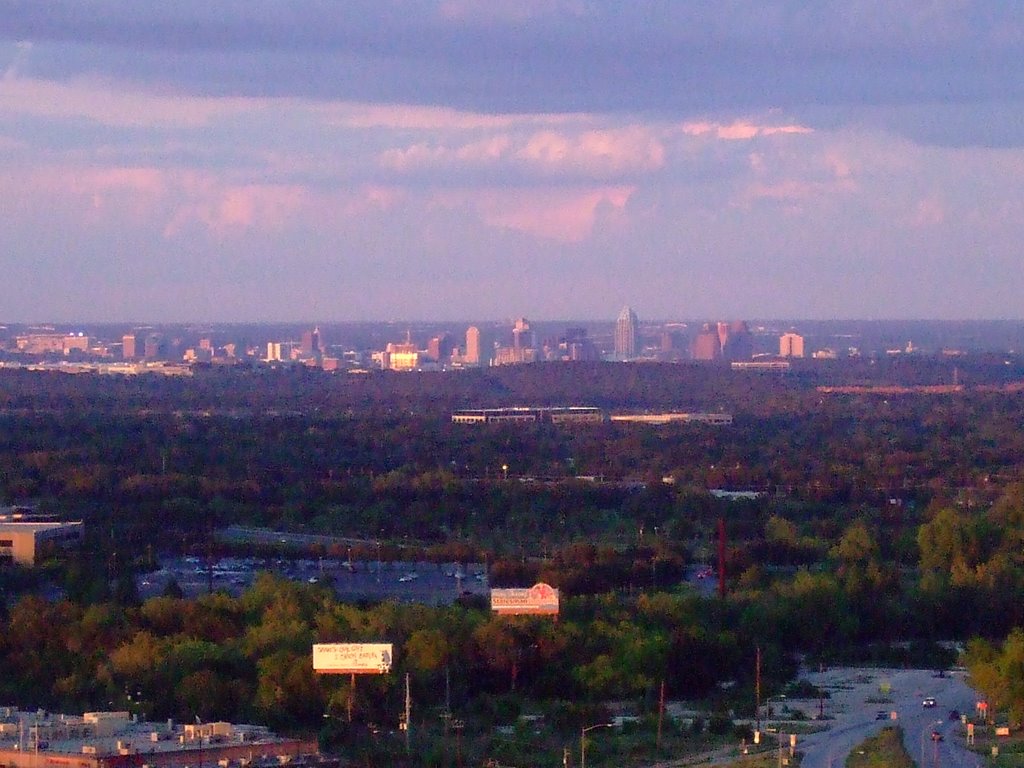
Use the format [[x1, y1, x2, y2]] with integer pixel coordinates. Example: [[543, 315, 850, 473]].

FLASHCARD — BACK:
[[0, 520, 84, 566], [0, 708, 319, 768]]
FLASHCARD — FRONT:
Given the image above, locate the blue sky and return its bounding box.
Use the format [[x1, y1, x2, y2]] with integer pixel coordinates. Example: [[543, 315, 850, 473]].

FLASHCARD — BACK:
[[2, 1, 1023, 321]]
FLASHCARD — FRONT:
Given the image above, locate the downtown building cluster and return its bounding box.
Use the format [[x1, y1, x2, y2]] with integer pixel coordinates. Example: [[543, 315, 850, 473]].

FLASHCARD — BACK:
[[0, 312, 813, 376]]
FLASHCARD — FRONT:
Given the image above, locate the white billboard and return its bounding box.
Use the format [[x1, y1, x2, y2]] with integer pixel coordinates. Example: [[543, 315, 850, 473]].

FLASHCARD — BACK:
[[313, 643, 393, 674], [490, 582, 560, 616]]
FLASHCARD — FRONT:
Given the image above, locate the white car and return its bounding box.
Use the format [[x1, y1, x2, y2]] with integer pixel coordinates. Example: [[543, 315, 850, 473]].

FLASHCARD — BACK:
[[923, 697, 937, 708]]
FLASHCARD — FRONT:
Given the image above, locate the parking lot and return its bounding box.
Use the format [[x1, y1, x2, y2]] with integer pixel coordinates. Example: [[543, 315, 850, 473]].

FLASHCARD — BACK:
[[138, 556, 490, 605]]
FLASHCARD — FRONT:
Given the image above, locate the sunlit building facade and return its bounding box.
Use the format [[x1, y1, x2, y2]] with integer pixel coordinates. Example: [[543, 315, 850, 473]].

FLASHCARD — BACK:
[[614, 306, 638, 360]]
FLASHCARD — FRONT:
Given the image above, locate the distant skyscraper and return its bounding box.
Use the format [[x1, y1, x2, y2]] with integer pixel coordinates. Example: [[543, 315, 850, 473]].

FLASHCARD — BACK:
[[301, 327, 322, 357], [779, 332, 805, 358], [465, 326, 482, 365], [691, 323, 722, 361], [427, 332, 455, 362], [512, 318, 533, 358], [122, 334, 136, 360], [614, 306, 638, 360], [143, 333, 164, 360], [722, 320, 753, 361]]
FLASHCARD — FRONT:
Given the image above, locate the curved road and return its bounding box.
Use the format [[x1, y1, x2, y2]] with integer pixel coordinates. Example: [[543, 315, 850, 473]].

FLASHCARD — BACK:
[[795, 668, 981, 768]]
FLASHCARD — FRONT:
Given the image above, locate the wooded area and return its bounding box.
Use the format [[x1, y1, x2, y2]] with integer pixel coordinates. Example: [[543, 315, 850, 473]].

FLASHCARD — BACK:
[[1, 361, 1023, 763]]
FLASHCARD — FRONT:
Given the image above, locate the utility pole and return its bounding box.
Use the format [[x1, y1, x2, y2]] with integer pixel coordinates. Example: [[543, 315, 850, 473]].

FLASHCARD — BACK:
[[445, 666, 451, 716], [347, 673, 354, 723], [404, 673, 411, 754], [717, 517, 727, 599], [755, 645, 762, 733], [657, 680, 666, 750]]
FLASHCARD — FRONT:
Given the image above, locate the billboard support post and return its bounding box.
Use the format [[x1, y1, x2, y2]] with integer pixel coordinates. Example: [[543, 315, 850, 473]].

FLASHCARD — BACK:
[[313, 643, 394, 724], [348, 673, 355, 723]]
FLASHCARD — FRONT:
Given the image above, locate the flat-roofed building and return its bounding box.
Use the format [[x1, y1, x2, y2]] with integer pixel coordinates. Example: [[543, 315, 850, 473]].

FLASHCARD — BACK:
[[779, 331, 805, 358], [0, 708, 318, 768], [609, 412, 733, 425], [452, 407, 603, 425], [0, 520, 84, 566]]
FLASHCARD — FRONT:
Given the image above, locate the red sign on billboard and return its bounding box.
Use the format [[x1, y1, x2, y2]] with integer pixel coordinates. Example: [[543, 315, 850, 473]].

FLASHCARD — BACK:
[[490, 582, 560, 615]]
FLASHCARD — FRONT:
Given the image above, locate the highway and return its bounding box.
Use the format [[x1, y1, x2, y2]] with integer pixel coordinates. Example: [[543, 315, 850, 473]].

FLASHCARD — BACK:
[[792, 667, 981, 768]]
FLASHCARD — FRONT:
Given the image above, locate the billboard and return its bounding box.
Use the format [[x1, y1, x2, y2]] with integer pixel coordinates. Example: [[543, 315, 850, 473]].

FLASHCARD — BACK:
[[313, 643, 393, 674], [491, 582, 560, 616]]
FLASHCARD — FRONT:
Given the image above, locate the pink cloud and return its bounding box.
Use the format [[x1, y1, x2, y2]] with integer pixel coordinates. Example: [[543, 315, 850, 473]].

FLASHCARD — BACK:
[[517, 126, 666, 173], [325, 102, 584, 131], [682, 120, 813, 140], [164, 181, 307, 237], [434, 185, 634, 242], [379, 126, 664, 177], [379, 135, 514, 171], [339, 185, 408, 216]]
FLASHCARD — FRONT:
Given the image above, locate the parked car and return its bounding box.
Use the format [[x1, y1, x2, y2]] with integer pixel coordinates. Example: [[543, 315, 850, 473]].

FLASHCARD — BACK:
[[923, 697, 937, 708], [948, 709, 961, 721], [931, 731, 943, 742]]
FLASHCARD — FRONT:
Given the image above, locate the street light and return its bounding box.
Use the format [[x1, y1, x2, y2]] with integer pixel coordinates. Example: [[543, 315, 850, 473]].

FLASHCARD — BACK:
[[580, 723, 613, 768]]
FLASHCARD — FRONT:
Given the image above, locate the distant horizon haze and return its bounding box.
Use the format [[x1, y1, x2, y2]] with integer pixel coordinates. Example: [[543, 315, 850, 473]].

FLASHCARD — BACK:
[[2, 4, 1024, 319]]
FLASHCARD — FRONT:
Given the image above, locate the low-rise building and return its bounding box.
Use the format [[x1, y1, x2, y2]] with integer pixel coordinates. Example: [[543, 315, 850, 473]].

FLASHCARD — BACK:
[[451, 407, 604, 425], [0, 708, 319, 768], [609, 412, 733, 425], [0, 520, 84, 566]]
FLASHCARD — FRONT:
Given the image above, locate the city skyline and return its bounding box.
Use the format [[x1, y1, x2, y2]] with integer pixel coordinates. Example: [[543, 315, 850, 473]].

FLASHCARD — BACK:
[[3, 4, 1024, 321]]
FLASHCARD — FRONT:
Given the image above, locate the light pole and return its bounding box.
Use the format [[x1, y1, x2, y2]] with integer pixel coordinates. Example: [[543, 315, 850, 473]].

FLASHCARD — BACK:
[[580, 723, 613, 768]]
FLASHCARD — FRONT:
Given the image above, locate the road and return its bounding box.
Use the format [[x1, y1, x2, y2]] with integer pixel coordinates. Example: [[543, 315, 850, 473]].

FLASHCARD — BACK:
[[792, 667, 981, 768]]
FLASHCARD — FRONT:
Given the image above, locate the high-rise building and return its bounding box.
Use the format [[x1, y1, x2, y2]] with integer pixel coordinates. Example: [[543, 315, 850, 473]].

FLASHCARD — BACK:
[[427, 332, 455, 362], [512, 318, 533, 357], [691, 323, 722, 361], [143, 334, 164, 360], [300, 327, 322, 357], [722, 320, 753, 361], [465, 326, 482, 365], [122, 334, 136, 360], [779, 332, 805, 358], [465, 326, 493, 366], [614, 306, 638, 360]]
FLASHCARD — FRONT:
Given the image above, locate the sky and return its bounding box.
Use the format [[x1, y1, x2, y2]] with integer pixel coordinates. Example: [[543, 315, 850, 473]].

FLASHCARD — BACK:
[[2, 1, 1024, 322]]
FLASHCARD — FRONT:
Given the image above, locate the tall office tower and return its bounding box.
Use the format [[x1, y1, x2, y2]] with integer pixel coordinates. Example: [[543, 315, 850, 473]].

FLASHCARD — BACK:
[[300, 327, 321, 357], [143, 333, 163, 360], [691, 323, 722, 361], [266, 342, 282, 362], [427, 332, 455, 362], [512, 318, 533, 358], [465, 326, 482, 365], [717, 321, 731, 351], [466, 326, 493, 366], [122, 334, 136, 360], [779, 332, 805, 358], [563, 327, 598, 361], [722, 320, 753, 361], [615, 306, 638, 359]]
